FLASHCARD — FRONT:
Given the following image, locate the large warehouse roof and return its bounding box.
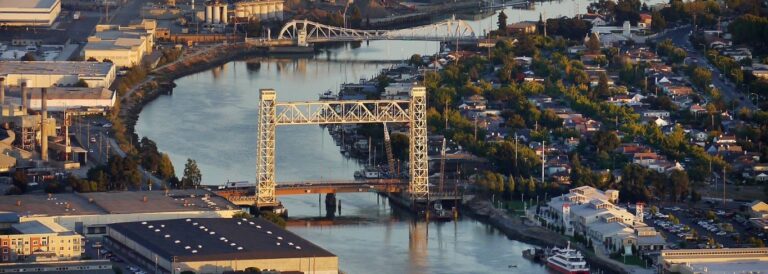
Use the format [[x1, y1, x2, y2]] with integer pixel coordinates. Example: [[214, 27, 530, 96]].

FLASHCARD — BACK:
[[0, 190, 236, 216], [0, 61, 113, 77], [0, 0, 58, 10], [108, 218, 336, 262]]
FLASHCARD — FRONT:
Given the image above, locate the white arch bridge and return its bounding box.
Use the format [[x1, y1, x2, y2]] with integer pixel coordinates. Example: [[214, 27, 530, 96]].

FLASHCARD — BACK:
[[277, 19, 477, 43]]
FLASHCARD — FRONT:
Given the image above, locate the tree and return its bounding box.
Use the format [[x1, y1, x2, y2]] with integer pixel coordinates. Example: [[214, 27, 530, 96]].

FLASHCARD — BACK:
[[651, 11, 667, 32], [102, 58, 113, 63], [690, 66, 712, 89], [586, 33, 601, 53], [668, 170, 689, 202], [349, 5, 363, 28], [20, 53, 36, 61], [497, 11, 508, 33], [409, 54, 423, 67], [181, 158, 202, 189], [87, 57, 98, 62], [232, 211, 254, 219], [158, 153, 175, 180]]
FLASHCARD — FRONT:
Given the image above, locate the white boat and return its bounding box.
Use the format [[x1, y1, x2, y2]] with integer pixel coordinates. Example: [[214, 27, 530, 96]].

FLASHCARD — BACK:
[[546, 242, 590, 274]]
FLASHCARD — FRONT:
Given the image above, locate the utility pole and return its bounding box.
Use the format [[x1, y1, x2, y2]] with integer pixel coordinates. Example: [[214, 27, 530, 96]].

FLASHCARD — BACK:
[[541, 141, 545, 185]]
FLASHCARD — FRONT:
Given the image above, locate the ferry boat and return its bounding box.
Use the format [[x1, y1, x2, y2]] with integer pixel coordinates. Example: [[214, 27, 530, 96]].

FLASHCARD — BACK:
[[546, 242, 590, 274], [319, 90, 336, 100]]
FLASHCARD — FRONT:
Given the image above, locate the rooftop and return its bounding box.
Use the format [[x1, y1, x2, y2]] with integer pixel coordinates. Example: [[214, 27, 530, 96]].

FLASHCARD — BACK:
[[0, 190, 236, 217], [0, 0, 57, 9], [24, 87, 115, 101], [11, 219, 72, 235], [0, 61, 114, 77], [108, 218, 336, 262]]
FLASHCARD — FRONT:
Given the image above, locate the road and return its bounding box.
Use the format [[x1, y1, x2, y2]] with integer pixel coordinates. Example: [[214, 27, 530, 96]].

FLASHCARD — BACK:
[[654, 26, 755, 110]]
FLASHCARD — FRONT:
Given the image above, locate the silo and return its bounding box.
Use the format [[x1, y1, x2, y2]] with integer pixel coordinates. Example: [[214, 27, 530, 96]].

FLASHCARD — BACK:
[[212, 4, 220, 23], [259, 4, 267, 21], [268, 3, 276, 20], [221, 5, 228, 24], [276, 2, 284, 21], [205, 2, 213, 24]]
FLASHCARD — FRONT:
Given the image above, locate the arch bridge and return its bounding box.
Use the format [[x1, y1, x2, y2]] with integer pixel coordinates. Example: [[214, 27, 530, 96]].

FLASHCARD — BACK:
[[277, 18, 477, 44], [256, 87, 428, 207]]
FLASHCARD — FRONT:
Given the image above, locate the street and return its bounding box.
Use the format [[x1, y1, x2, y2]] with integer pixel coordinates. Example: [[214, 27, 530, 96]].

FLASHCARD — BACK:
[[654, 26, 756, 110]]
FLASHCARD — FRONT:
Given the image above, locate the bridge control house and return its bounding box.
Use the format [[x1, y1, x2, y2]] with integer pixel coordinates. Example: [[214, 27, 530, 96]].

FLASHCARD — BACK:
[[106, 218, 338, 274]]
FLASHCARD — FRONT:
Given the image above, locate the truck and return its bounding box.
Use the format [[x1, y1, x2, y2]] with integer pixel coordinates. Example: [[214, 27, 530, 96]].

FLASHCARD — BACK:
[[73, 11, 81, 20]]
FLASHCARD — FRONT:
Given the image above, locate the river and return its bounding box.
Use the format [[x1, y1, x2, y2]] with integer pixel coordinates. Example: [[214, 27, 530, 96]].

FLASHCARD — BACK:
[[135, 2, 666, 273]]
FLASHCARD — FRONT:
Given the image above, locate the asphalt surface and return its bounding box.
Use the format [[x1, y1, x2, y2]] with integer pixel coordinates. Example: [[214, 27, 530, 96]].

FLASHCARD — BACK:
[[654, 26, 756, 110]]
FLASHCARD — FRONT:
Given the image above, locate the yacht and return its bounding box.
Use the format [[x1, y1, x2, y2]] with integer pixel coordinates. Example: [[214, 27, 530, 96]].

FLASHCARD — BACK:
[[546, 242, 590, 274]]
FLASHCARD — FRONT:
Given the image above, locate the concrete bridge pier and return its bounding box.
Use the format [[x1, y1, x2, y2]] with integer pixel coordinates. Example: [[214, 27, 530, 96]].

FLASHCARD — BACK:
[[325, 193, 337, 218]]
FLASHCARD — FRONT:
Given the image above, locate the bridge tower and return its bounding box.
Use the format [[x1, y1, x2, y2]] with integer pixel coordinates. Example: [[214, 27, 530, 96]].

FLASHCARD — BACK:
[[255, 87, 429, 207], [257, 89, 277, 206], [409, 87, 428, 200]]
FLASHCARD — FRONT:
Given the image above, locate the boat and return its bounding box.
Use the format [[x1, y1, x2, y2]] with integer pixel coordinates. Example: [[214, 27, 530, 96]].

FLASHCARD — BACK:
[[319, 90, 336, 100], [429, 202, 453, 221], [546, 242, 590, 274]]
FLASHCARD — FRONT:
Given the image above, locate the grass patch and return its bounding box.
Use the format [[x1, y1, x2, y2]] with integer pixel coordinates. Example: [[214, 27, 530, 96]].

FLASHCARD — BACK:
[[609, 253, 646, 267]]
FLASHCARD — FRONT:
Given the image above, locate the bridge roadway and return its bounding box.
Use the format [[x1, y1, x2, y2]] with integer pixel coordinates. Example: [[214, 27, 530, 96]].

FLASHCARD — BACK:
[[215, 179, 407, 206]]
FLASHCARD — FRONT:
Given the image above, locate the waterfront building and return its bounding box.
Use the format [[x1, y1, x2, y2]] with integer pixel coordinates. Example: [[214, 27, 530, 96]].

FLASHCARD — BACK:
[[543, 186, 665, 254], [660, 248, 768, 274], [0, 0, 61, 27], [84, 20, 157, 68], [0, 214, 84, 262], [0, 61, 116, 88], [0, 190, 241, 237], [0, 260, 113, 273], [106, 218, 338, 274]]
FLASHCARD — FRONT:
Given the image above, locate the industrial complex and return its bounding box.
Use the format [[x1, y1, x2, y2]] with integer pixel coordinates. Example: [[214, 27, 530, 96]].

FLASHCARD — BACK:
[[107, 218, 338, 273]]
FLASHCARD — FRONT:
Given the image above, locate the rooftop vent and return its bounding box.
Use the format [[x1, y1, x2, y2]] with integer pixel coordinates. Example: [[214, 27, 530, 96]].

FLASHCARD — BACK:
[[230, 243, 236, 246], [191, 250, 197, 253], [242, 218, 247, 221], [209, 232, 215, 235], [266, 231, 272, 234], [164, 235, 171, 238], [174, 240, 181, 244], [197, 245, 202, 249], [288, 242, 293, 246], [184, 246, 191, 250], [219, 237, 225, 241], [160, 225, 165, 228], [237, 222, 242, 225], [256, 225, 261, 229], [141, 222, 147, 225], [148, 225, 154, 229], [186, 219, 191, 222], [276, 242, 281, 246], [249, 222, 255, 225], [154, 229, 160, 232], [295, 246, 301, 250], [277, 236, 283, 240], [237, 247, 243, 250], [199, 226, 205, 229], [193, 222, 198, 225]]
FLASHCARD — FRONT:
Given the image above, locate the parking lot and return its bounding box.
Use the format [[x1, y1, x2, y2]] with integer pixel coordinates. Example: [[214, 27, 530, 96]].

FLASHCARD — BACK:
[[84, 238, 151, 274], [640, 202, 766, 250]]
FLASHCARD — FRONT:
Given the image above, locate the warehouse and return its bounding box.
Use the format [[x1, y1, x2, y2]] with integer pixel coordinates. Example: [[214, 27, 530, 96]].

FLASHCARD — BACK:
[[0, 61, 116, 88], [0, 0, 61, 27], [106, 218, 339, 274], [0, 190, 241, 237], [24, 87, 116, 112]]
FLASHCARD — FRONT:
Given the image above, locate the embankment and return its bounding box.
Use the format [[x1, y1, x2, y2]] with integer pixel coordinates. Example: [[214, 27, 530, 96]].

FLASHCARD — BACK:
[[463, 198, 632, 274]]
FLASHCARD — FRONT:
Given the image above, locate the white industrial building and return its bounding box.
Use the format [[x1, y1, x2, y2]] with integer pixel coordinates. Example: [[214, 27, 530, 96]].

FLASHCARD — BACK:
[[0, 61, 116, 88], [233, 0, 284, 22], [84, 20, 157, 68], [24, 87, 116, 111], [0, 0, 61, 27], [543, 186, 666, 254]]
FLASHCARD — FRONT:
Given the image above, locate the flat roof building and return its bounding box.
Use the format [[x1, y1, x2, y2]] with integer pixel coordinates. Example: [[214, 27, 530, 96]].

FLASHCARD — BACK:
[[0, 61, 116, 88], [660, 248, 768, 274], [84, 20, 157, 68], [0, 190, 241, 237], [22, 87, 116, 112], [0, 218, 83, 263], [106, 218, 338, 274], [0, 0, 61, 27]]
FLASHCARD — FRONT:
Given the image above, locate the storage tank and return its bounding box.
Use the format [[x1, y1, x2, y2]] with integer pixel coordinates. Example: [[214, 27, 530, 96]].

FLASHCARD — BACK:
[[258, 5, 267, 21], [276, 3, 284, 21], [212, 5, 220, 23], [205, 3, 213, 24], [221, 5, 228, 24]]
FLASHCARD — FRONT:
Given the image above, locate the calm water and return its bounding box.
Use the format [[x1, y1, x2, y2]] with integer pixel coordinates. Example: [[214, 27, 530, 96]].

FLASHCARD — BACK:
[[135, 2, 668, 273]]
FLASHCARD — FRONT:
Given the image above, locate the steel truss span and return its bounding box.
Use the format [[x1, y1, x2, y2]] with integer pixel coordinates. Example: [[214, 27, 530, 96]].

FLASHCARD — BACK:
[[277, 19, 477, 42], [256, 88, 429, 206]]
